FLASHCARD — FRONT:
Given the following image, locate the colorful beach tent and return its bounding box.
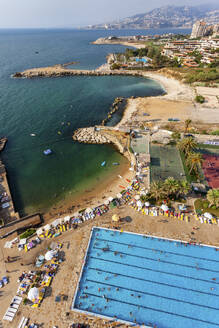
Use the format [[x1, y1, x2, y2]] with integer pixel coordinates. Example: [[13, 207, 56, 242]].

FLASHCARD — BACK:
[[204, 212, 213, 220], [161, 204, 169, 212]]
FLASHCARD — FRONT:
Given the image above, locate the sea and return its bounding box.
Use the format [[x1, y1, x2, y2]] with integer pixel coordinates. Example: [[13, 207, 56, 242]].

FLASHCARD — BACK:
[[0, 28, 190, 216]]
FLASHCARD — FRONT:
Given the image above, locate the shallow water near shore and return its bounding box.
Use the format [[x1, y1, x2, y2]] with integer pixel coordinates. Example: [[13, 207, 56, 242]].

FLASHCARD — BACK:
[[0, 28, 189, 216]]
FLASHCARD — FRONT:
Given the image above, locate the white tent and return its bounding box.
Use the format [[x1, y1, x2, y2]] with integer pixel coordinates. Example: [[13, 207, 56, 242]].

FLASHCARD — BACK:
[[145, 202, 150, 207], [108, 197, 114, 202], [64, 215, 70, 222], [45, 250, 56, 261], [51, 219, 62, 228], [135, 195, 140, 200], [44, 224, 51, 231], [116, 193, 122, 199], [28, 287, 39, 301], [36, 228, 43, 236], [161, 204, 169, 212], [137, 200, 143, 208], [204, 212, 213, 220], [19, 239, 27, 245], [104, 200, 110, 205]]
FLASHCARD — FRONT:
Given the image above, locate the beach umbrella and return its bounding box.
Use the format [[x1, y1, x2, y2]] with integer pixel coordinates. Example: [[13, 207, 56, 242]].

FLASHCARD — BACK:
[[145, 202, 150, 207], [137, 200, 143, 208], [19, 238, 27, 245], [112, 214, 120, 222], [28, 287, 39, 301], [135, 195, 140, 200], [116, 193, 122, 199], [85, 208, 93, 214], [104, 200, 110, 205], [51, 219, 62, 228], [45, 250, 56, 261], [204, 212, 213, 220], [161, 204, 169, 212], [36, 228, 43, 236], [108, 197, 114, 202], [44, 224, 51, 231], [64, 215, 70, 222]]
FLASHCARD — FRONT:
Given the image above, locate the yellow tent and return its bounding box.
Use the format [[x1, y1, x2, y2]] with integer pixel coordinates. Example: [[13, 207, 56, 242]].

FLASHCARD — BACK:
[[112, 214, 120, 222]]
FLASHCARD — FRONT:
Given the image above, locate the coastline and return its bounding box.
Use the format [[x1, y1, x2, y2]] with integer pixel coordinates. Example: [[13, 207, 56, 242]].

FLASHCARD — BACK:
[[10, 40, 199, 221]]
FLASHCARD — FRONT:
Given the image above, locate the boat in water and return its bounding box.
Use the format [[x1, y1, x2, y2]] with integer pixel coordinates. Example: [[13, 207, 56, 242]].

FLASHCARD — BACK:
[[43, 149, 52, 155], [30, 133, 36, 137], [113, 162, 119, 165], [101, 161, 106, 167]]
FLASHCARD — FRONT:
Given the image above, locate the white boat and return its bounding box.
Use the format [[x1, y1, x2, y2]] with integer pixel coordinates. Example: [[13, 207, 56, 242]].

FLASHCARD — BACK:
[[30, 134, 36, 137]]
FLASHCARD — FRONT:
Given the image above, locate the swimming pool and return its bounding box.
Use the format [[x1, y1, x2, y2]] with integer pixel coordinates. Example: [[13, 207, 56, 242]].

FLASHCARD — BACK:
[[72, 227, 219, 328]]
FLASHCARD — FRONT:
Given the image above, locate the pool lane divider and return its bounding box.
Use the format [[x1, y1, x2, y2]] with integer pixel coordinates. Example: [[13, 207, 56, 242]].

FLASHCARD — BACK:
[[95, 237, 219, 264], [84, 278, 219, 311], [88, 266, 219, 298], [78, 292, 219, 327], [90, 255, 219, 282]]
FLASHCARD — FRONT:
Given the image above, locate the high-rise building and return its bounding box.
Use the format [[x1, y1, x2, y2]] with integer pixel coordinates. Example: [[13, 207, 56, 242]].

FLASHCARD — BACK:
[[190, 21, 207, 39]]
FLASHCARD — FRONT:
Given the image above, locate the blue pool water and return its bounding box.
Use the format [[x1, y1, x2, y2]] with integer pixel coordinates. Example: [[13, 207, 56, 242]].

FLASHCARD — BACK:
[[72, 228, 219, 328]]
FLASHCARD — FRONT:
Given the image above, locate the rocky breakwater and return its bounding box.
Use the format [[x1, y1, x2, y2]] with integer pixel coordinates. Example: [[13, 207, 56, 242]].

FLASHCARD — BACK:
[[73, 127, 110, 145]]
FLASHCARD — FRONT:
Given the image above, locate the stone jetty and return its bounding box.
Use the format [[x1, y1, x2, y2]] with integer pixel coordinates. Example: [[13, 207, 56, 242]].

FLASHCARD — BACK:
[[73, 127, 110, 144], [13, 66, 143, 79]]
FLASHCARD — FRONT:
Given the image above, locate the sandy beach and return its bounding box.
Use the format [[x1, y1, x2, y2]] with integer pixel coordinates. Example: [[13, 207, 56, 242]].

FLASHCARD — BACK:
[[1, 204, 219, 328]]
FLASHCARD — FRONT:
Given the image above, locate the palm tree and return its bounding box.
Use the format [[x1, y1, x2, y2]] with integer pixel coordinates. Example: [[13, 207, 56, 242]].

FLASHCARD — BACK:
[[177, 137, 198, 156], [177, 180, 191, 198], [207, 189, 219, 208], [184, 119, 192, 133], [164, 177, 180, 197], [186, 152, 203, 174], [150, 181, 167, 202]]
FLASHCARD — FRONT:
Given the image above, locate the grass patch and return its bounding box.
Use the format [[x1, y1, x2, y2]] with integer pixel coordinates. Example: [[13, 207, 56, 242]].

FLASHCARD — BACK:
[[198, 143, 219, 150], [194, 199, 219, 217], [19, 228, 36, 239]]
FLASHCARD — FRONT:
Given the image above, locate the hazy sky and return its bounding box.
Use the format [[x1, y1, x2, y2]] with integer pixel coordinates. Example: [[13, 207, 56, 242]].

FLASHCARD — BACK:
[[0, 0, 218, 28]]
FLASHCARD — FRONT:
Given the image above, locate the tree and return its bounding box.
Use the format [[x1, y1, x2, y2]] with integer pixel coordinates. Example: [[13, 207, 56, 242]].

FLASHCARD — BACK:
[[207, 189, 219, 208], [164, 177, 180, 197], [177, 137, 198, 155], [177, 180, 191, 198], [150, 181, 167, 201], [186, 152, 203, 175], [184, 119, 192, 133]]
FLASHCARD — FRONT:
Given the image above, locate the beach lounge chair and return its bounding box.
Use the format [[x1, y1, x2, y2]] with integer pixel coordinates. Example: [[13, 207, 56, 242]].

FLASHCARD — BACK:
[[17, 316, 29, 328]]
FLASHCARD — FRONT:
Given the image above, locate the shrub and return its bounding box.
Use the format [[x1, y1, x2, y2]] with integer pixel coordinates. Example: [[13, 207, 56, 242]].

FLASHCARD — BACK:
[[211, 130, 219, 136], [19, 228, 36, 239], [111, 63, 121, 70], [195, 95, 205, 103]]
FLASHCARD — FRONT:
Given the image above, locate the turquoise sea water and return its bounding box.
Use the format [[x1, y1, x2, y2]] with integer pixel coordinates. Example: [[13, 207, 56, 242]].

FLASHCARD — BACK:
[[0, 28, 189, 216]]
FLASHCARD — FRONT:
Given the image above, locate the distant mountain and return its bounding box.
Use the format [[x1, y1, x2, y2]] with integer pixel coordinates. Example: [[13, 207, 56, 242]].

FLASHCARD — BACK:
[[85, 4, 219, 30]]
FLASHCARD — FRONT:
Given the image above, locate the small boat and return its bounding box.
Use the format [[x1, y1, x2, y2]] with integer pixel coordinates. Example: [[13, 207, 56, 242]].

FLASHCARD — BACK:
[[101, 161, 106, 167], [30, 133, 36, 137], [43, 149, 52, 155], [113, 162, 119, 165]]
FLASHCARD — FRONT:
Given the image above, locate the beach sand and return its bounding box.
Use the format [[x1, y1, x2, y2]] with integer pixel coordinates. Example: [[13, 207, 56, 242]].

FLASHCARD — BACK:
[[1, 205, 219, 328]]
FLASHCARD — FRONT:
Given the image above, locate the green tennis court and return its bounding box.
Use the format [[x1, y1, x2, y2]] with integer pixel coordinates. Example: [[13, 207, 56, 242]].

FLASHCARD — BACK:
[[150, 145, 185, 182]]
